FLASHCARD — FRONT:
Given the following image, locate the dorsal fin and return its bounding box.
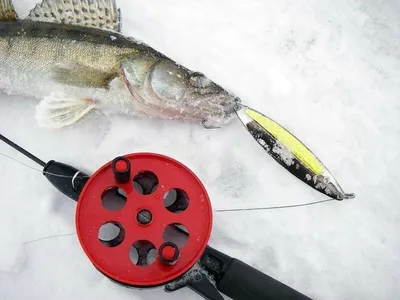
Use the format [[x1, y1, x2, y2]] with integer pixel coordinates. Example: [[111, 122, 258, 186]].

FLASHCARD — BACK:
[[25, 0, 121, 32], [0, 0, 18, 21]]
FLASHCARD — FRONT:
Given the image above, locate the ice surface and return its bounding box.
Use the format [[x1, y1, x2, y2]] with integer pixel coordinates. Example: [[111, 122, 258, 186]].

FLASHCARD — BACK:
[[0, 238, 26, 274], [1, 0, 400, 299]]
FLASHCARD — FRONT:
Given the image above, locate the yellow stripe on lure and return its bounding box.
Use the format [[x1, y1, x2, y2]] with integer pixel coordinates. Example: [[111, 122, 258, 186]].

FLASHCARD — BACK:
[[234, 103, 355, 200], [245, 108, 324, 175]]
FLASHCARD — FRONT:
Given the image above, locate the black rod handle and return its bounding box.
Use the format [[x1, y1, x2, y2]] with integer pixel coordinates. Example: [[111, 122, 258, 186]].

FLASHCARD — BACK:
[[201, 247, 312, 300], [217, 258, 312, 300]]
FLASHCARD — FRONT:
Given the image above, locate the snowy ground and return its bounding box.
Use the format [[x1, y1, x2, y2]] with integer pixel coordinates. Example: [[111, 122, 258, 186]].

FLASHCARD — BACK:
[[1, 0, 400, 299]]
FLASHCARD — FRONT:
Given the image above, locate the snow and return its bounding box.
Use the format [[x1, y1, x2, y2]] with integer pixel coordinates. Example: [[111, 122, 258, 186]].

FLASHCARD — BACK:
[[0, 238, 26, 274], [1, 0, 400, 299]]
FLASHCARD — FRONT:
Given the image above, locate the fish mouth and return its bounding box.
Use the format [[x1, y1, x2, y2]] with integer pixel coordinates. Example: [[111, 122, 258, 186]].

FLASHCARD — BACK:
[[187, 92, 239, 127], [177, 87, 236, 115], [197, 93, 238, 116]]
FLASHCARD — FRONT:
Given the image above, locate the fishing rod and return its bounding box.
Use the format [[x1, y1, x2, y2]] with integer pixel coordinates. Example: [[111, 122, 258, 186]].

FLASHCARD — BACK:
[[0, 132, 313, 300], [0, 133, 89, 200]]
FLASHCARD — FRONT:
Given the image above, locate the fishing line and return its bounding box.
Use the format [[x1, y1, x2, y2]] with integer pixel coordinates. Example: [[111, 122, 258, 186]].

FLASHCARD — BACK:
[[23, 232, 77, 245], [22, 201, 335, 243], [214, 198, 336, 213], [0, 133, 340, 212], [1, 150, 338, 212], [0, 152, 88, 179]]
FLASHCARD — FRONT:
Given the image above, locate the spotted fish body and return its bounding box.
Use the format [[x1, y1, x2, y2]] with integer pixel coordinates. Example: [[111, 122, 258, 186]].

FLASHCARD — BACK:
[[0, 0, 237, 128], [0, 20, 135, 112]]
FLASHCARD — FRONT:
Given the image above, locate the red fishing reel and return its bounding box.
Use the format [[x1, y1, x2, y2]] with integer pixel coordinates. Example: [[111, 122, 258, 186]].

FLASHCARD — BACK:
[[0, 133, 322, 300], [75, 153, 213, 287]]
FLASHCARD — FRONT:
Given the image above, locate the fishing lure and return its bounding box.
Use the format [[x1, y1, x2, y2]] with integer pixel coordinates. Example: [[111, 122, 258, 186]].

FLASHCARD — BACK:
[[235, 103, 355, 200]]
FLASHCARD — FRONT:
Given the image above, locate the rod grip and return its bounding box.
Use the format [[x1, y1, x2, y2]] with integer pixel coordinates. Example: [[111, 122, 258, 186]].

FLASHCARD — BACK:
[[217, 258, 312, 300]]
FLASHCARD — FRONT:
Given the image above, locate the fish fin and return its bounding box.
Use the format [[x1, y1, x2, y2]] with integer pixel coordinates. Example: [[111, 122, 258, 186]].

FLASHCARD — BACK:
[[35, 93, 96, 128], [25, 0, 121, 32], [0, 0, 18, 21], [52, 62, 119, 89]]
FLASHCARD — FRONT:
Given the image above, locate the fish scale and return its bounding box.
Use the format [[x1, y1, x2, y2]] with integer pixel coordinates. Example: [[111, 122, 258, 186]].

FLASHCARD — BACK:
[[0, 22, 135, 83]]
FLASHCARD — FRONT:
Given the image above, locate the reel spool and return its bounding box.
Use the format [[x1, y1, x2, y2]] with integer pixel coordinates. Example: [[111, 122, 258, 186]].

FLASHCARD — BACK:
[[75, 153, 213, 287]]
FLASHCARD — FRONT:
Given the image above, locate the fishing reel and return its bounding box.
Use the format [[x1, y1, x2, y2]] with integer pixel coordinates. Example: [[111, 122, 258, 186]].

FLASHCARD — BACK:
[[42, 152, 313, 300], [76, 153, 212, 289], [0, 133, 312, 299]]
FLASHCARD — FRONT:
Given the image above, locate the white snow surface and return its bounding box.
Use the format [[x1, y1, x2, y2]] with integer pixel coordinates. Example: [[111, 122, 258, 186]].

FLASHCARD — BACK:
[[1, 0, 400, 299]]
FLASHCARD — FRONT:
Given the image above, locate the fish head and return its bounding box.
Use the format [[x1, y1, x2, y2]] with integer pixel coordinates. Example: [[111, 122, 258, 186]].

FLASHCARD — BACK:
[[120, 54, 238, 126]]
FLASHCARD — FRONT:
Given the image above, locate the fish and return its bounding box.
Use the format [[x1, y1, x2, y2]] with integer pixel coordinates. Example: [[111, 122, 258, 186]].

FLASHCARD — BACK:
[[0, 0, 355, 201], [0, 0, 239, 129]]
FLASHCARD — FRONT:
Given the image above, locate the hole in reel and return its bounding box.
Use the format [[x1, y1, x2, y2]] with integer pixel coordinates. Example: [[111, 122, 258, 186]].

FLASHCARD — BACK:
[[163, 189, 189, 213], [133, 171, 159, 195], [163, 223, 189, 247], [101, 187, 127, 211], [129, 240, 157, 266], [98, 222, 125, 247]]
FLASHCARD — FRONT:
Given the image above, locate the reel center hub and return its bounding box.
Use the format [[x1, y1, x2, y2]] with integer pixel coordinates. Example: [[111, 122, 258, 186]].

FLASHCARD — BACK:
[[137, 209, 152, 225], [75, 153, 213, 287]]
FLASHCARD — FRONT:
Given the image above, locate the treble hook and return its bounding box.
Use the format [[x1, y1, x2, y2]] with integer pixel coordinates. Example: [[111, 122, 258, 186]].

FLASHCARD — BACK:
[[202, 120, 221, 129]]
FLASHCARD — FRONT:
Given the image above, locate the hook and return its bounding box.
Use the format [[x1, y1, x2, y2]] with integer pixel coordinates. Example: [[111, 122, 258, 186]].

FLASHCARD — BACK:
[[202, 120, 221, 129]]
